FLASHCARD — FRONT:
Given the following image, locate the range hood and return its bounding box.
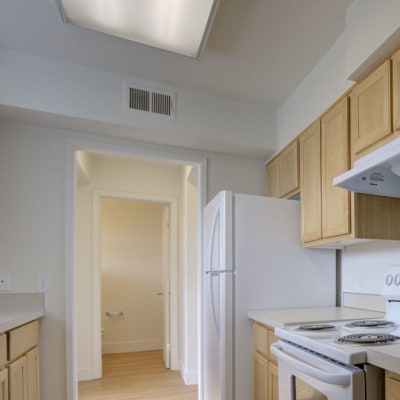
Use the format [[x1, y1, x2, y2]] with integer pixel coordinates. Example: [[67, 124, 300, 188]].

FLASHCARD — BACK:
[[333, 137, 400, 198]]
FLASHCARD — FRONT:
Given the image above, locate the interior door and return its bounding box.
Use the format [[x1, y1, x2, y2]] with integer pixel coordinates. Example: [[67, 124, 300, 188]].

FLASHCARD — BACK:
[[162, 206, 171, 368]]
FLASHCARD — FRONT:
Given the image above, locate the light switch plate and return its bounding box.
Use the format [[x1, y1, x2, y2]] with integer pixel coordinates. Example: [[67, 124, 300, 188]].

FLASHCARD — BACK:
[[36, 273, 50, 292]]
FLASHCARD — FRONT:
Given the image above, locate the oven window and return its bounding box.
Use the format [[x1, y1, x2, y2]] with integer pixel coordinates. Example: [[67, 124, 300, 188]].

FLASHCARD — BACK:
[[292, 376, 327, 400]]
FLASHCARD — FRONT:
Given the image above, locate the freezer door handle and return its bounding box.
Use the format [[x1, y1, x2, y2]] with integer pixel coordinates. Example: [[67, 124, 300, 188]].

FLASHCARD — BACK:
[[270, 343, 351, 386], [205, 269, 235, 275], [208, 207, 220, 273]]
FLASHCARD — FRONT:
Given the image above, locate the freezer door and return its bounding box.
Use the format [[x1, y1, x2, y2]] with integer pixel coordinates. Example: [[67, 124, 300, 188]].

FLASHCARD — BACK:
[[202, 191, 234, 400]]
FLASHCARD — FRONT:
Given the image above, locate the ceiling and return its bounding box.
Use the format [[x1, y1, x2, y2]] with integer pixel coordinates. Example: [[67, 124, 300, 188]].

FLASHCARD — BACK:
[[0, 0, 353, 110]]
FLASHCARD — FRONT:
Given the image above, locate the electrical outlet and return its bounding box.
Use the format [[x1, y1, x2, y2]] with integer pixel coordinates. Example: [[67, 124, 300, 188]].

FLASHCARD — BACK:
[[0, 273, 11, 292], [36, 273, 50, 292]]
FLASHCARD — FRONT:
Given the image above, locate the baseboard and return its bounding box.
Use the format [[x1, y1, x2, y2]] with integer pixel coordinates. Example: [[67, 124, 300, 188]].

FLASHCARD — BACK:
[[78, 367, 97, 382], [102, 339, 162, 354], [179, 359, 198, 385]]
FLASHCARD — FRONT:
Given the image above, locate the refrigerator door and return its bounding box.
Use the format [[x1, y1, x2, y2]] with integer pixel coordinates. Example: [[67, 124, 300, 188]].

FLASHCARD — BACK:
[[202, 191, 234, 400]]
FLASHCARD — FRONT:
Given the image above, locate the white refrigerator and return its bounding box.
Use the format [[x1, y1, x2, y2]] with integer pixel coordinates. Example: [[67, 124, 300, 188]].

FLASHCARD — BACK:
[[202, 191, 336, 400]]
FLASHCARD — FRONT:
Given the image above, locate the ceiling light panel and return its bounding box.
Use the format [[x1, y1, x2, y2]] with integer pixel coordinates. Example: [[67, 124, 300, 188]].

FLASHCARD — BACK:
[[59, 0, 219, 58]]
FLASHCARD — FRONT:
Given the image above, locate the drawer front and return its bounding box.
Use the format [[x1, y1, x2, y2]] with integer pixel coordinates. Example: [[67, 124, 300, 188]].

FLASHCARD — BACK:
[[268, 330, 280, 364], [9, 320, 39, 361], [0, 335, 6, 368]]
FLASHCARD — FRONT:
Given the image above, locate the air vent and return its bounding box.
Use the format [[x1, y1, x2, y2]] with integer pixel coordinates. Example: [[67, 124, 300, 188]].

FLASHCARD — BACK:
[[127, 85, 176, 119]]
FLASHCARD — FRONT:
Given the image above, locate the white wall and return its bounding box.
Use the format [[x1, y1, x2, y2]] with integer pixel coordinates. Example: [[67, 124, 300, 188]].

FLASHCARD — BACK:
[[0, 47, 275, 158], [180, 166, 199, 384], [346, 0, 400, 80], [0, 119, 266, 400], [342, 241, 400, 295], [276, 33, 353, 150], [101, 199, 164, 354]]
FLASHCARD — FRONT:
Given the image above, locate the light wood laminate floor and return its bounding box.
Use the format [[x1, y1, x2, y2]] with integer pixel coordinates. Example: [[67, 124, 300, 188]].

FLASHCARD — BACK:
[[78, 350, 198, 400]]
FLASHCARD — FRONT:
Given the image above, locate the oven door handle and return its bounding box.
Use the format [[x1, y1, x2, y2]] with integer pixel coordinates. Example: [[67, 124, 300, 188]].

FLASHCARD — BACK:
[[270, 343, 351, 386]]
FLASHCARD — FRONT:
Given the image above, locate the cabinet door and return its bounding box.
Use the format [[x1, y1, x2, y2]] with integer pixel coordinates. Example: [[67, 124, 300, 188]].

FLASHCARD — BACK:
[[9, 356, 28, 400], [386, 371, 400, 400], [268, 362, 279, 400], [300, 120, 322, 242], [26, 347, 39, 400], [0, 369, 8, 400], [253, 352, 268, 400], [351, 60, 391, 159], [266, 158, 280, 198], [392, 49, 400, 131], [321, 97, 351, 238], [279, 140, 299, 198]]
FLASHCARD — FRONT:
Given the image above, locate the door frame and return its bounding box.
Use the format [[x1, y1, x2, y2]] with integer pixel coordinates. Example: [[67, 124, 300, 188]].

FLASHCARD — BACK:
[[65, 137, 207, 400], [92, 190, 178, 377]]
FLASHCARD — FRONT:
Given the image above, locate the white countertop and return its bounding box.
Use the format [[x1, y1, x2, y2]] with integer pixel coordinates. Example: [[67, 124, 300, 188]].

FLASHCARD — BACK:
[[247, 307, 385, 328], [0, 293, 45, 333]]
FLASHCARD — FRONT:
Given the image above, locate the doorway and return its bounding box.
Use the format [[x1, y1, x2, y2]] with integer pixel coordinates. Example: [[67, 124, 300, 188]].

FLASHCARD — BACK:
[[67, 140, 206, 400], [100, 197, 171, 362]]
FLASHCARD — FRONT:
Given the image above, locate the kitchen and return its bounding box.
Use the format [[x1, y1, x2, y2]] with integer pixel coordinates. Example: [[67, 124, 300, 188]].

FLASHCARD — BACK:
[[2, 1, 400, 400]]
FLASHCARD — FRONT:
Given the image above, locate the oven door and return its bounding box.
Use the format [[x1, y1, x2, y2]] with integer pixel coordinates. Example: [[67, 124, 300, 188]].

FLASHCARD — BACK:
[[270, 341, 365, 400]]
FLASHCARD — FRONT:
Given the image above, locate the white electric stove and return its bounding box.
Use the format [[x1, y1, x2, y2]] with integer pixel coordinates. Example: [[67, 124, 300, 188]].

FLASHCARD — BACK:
[[270, 265, 400, 400]]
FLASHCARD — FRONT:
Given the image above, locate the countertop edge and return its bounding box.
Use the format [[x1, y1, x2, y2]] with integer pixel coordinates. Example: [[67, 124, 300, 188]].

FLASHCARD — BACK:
[[0, 309, 45, 333], [367, 346, 400, 375]]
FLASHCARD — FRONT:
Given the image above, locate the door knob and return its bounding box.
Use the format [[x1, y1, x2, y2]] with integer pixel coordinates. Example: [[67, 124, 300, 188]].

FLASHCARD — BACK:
[[156, 292, 164, 296]]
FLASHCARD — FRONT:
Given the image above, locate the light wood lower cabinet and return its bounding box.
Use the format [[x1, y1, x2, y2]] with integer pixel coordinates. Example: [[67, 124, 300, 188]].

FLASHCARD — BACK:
[[0, 320, 40, 400], [386, 370, 400, 400], [252, 322, 279, 400], [0, 369, 8, 400], [253, 351, 268, 400], [9, 357, 28, 400], [268, 362, 278, 400], [26, 348, 39, 400]]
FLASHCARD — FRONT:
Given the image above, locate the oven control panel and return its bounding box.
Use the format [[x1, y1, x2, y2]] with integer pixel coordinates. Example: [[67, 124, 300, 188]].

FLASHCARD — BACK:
[[382, 265, 400, 300]]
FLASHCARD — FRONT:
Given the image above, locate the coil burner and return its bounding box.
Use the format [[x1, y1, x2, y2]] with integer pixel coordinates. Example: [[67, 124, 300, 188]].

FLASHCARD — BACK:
[[345, 319, 396, 329], [337, 333, 400, 345], [296, 324, 337, 332]]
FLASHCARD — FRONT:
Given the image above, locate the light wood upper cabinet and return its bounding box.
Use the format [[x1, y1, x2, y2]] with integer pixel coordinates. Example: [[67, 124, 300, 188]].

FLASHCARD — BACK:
[[265, 158, 280, 198], [350, 60, 392, 161], [321, 97, 351, 238], [279, 140, 299, 198], [392, 48, 400, 132], [299, 120, 322, 243], [266, 140, 299, 199]]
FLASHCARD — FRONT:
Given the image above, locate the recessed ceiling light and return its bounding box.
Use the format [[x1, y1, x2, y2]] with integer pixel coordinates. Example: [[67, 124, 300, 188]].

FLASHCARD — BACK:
[[58, 0, 219, 58]]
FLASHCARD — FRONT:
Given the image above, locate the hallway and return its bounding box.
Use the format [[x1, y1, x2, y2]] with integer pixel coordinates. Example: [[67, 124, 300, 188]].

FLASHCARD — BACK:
[[78, 350, 198, 400]]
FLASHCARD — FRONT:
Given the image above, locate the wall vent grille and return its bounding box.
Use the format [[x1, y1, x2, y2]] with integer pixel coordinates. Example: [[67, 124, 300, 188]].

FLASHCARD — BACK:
[[128, 85, 176, 119]]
